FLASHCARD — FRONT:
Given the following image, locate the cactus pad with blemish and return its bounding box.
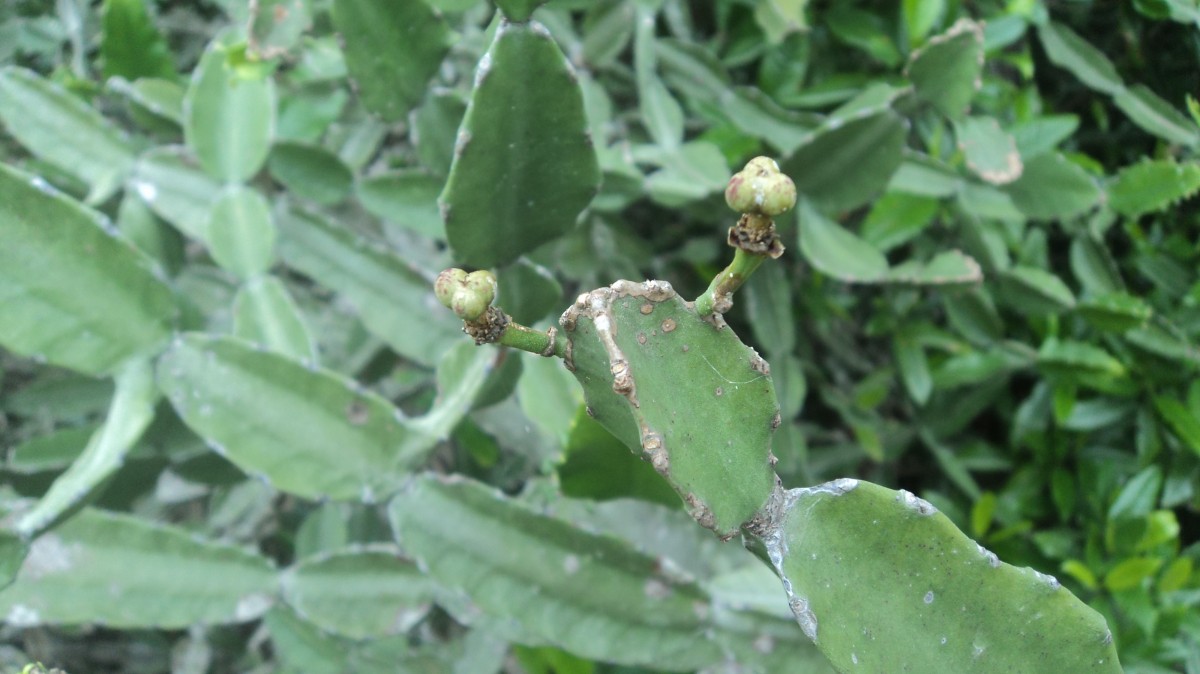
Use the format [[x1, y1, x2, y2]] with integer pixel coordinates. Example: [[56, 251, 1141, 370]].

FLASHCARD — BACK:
[[559, 280, 778, 538]]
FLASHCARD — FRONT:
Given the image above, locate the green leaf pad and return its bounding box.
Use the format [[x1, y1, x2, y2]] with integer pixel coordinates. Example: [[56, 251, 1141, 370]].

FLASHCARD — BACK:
[[1108, 159, 1200, 218], [906, 18, 984, 120], [0, 67, 136, 202], [332, 0, 450, 121], [388, 474, 724, 669], [158, 333, 430, 501], [559, 280, 778, 537], [0, 163, 176, 376], [0, 508, 276, 628], [441, 20, 600, 268], [184, 38, 275, 183], [764, 480, 1123, 672]]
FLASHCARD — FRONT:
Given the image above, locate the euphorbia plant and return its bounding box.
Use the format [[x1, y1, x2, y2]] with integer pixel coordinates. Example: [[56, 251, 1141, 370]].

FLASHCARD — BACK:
[[434, 156, 1122, 672]]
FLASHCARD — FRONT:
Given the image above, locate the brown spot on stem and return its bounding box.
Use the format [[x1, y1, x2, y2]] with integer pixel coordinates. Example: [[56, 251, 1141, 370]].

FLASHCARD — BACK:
[[684, 493, 717, 532], [749, 350, 771, 376], [662, 318, 676, 333], [640, 303, 654, 315]]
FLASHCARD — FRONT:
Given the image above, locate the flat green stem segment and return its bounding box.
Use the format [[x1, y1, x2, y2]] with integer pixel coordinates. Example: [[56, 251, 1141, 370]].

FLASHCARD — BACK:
[[441, 19, 599, 268], [388, 474, 723, 669], [331, 0, 449, 121], [695, 248, 767, 317], [0, 508, 276, 628], [767, 480, 1123, 672], [158, 333, 431, 501], [560, 280, 778, 537], [0, 162, 176, 376], [17, 359, 157, 537], [498, 321, 567, 358]]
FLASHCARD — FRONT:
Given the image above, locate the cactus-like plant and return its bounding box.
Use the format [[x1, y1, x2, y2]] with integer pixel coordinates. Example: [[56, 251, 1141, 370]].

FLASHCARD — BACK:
[[435, 157, 1122, 672], [9, 1, 1199, 670]]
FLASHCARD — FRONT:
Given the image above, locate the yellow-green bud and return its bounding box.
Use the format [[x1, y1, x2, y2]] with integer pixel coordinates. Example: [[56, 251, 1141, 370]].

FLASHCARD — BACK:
[[435, 268, 497, 321], [434, 268, 467, 309], [724, 156, 797, 217]]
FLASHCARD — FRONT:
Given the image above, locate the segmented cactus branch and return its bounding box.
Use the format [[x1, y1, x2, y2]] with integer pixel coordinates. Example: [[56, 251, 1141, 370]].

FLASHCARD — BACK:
[[694, 157, 795, 318], [435, 268, 566, 357]]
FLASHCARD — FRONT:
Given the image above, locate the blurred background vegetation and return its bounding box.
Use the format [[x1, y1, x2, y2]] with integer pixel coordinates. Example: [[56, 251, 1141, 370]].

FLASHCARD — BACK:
[[0, 0, 1199, 672]]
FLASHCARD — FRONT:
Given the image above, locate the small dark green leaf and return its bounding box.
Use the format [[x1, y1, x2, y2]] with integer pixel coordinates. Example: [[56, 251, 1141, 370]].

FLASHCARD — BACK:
[[332, 0, 450, 121], [267, 141, 353, 206], [1011, 115, 1079, 159], [441, 20, 600, 267], [100, 0, 177, 80], [357, 170, 446, 240], [1069, 235, 1124, 296], [798, 198, 888, 282], [497, 260, 563, 325], [860, 192, 940, 251], [1108, 465, 1163, 521], [826, 5, 902, 66], [1037, 338, 1125, 378], [1112, 85, 1200, 147], [0, 534, 26, 592], [412, 89, 467, 176], [942, 288, 1003, 344], [558, 407, 680, 506], [1037, 22, 1125, 95], [1108, 159, 1200, 218], [516, 350, 583, 446], [8, 424, 98, 474], [883, 250, 983, 286], [1004, 153, 1100, 221], [249, 0, 312, 55], [1126, 325, 1200, 365], [894, 332, 932, 405], [1077, 293, 1152, 333], [906, 18, 984, 120], [744, 262, 796, 353], [1153, 395, 1200, 456], [643, 141, 728, 207], [995, 266, 1076, 315], [783, 111, 907, 213]]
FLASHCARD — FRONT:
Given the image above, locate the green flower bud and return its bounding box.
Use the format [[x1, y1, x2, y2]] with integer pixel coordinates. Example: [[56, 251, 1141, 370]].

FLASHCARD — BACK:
[[455, 270, 497, 321], [434, 268, 468, 309], [724, 156, 797, 217], [435, 268, 497, 321]]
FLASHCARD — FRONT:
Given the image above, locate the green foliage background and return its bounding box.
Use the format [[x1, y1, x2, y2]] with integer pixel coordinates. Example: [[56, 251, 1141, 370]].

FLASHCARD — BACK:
[[0, 0, 1199, 672]]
